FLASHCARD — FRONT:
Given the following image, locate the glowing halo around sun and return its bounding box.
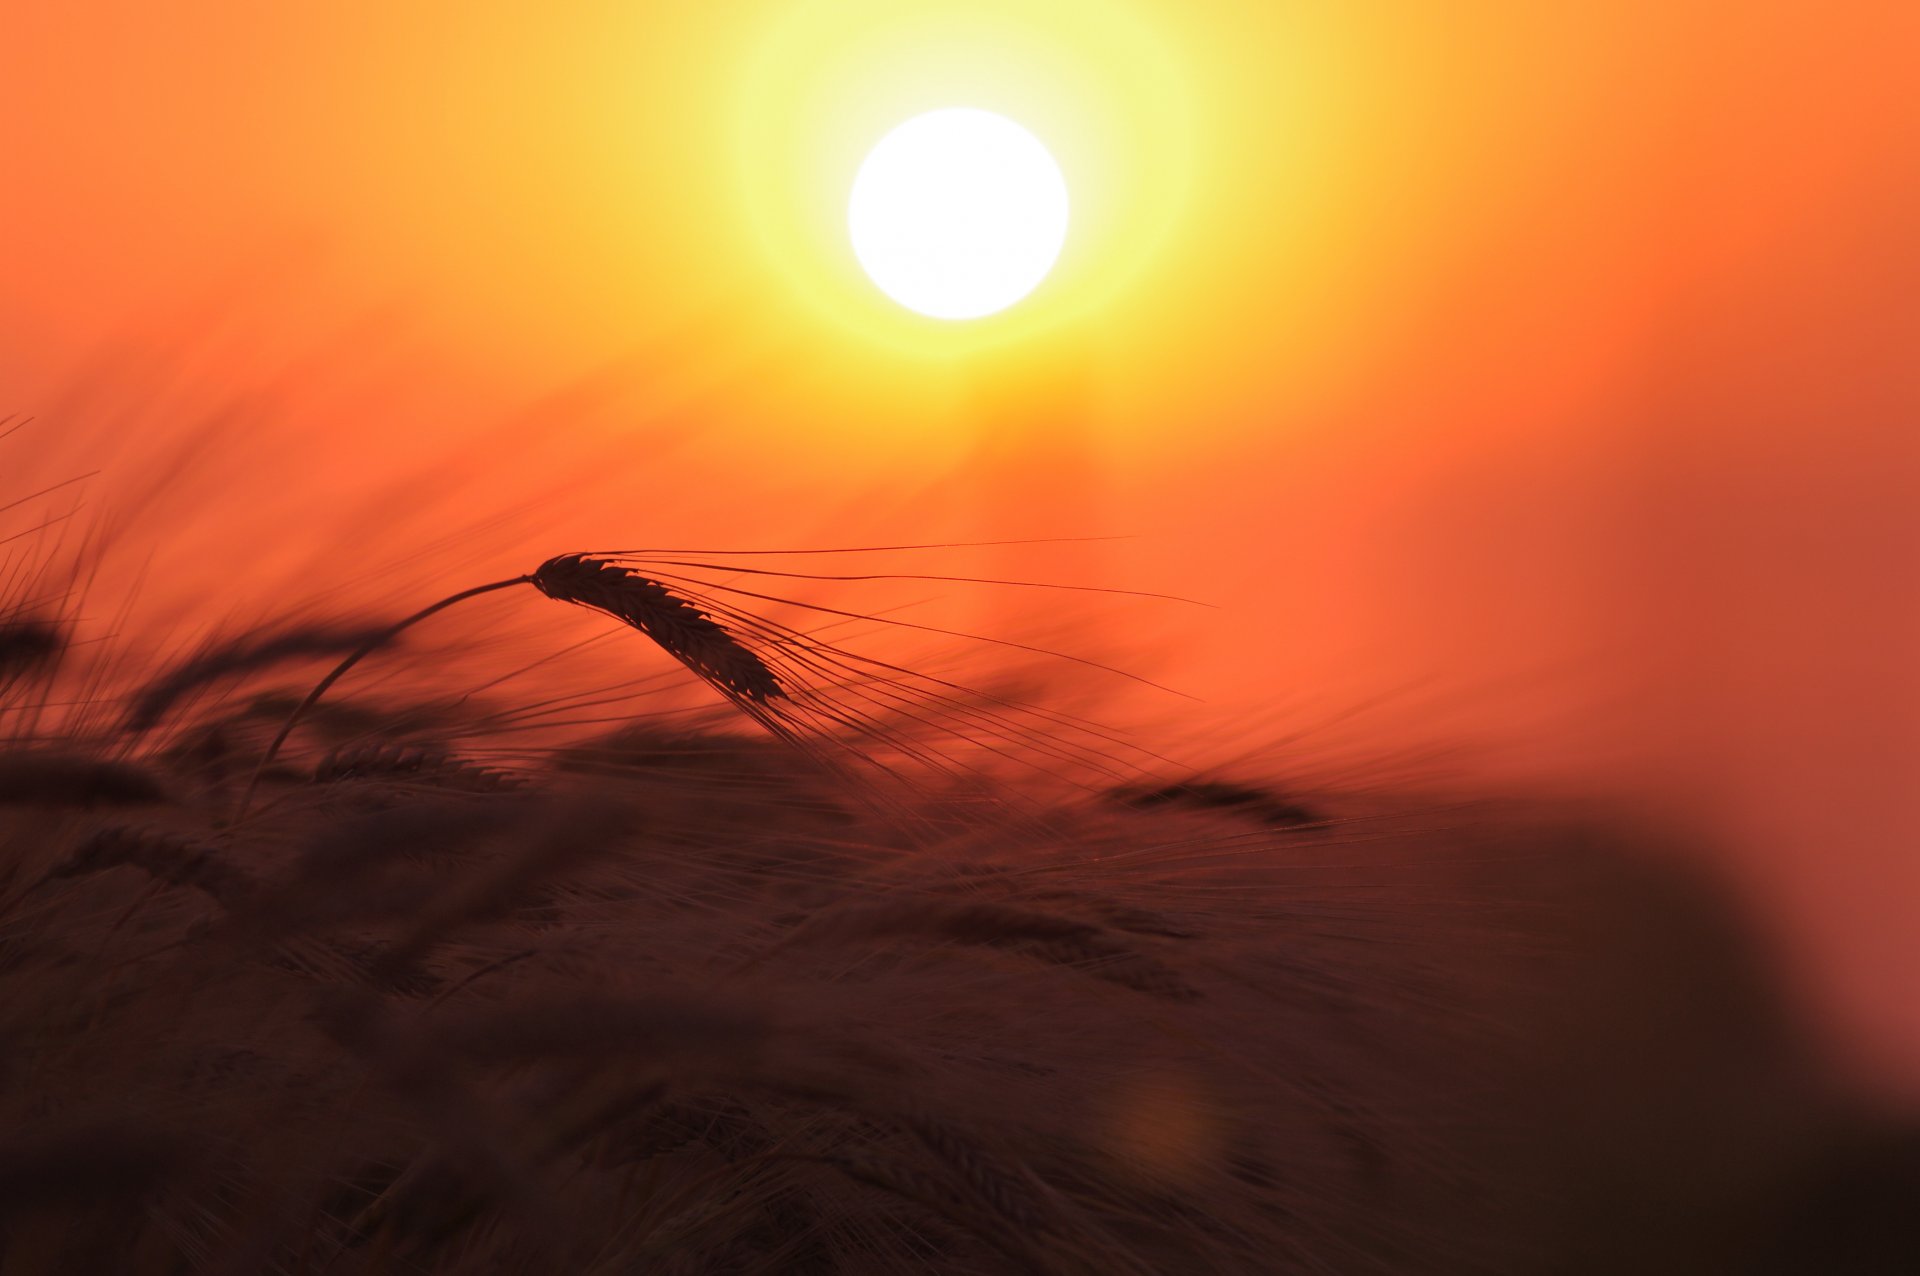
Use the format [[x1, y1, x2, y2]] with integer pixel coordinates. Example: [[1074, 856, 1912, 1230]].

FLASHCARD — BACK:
[[848, 109, 1069, 320], [732, 0, 1197, 352]]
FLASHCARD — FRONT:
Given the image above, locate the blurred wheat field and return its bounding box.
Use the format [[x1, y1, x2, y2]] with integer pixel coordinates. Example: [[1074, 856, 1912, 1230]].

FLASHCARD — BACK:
[[1, 474, 1915, 1274]]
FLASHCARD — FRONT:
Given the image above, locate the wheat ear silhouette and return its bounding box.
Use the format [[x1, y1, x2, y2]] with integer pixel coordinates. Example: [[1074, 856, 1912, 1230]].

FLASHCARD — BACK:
[[236, 554, 781, 817]]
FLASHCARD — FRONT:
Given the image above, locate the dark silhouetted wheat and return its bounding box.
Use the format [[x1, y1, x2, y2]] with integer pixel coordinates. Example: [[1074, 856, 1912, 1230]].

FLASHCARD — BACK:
[[765, 896, 1203, 1001], [238, 553, 781, 816], [126, 623, 392, 733], [530, 554, 782, 702], [313, 743, 519, 792], [51, 825, 254, 908]]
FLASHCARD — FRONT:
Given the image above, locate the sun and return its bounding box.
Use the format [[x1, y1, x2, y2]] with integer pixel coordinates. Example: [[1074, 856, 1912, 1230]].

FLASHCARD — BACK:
[[848, 108, 1070, 321]]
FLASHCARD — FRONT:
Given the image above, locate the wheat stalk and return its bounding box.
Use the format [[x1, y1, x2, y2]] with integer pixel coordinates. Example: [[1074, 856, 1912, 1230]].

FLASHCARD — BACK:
[[236, 554, 783, 817]]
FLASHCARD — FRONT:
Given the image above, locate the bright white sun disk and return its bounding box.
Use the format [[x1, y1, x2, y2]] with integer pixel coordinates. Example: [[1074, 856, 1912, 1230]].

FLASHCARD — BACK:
[[849, 109, 1069, 321]]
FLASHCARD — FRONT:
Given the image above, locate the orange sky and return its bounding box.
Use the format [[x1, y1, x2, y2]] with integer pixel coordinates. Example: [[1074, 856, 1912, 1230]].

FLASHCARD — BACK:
[[4, 3, 1917, 1099]]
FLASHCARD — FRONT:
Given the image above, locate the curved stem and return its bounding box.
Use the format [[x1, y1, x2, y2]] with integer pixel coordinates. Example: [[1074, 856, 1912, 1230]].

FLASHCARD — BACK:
[[233, 575, 533, 821]]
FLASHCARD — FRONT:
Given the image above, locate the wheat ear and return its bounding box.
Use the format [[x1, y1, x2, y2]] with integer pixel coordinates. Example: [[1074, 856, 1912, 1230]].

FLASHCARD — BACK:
[[237, 556, 784, 817], [528, 553, 783, 702]]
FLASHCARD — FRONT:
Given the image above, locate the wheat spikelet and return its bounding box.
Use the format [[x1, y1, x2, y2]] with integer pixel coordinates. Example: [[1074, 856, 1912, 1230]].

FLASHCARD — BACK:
[[1112, 779, 1325, 828], [267, 938, 442, 997], [314, 742, 518, 792], [976, 880, 1199, 940], [1023, 935, 1203, 1002], [530, 553, 783, 703], [899, 1110, 1057, 1235], [817, 1155, 1056, 1275], [53, 825, 254, 907], [781, 897, 1202, 1001], [0, 619, 63, 682], [126, 623, 391, 733]]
